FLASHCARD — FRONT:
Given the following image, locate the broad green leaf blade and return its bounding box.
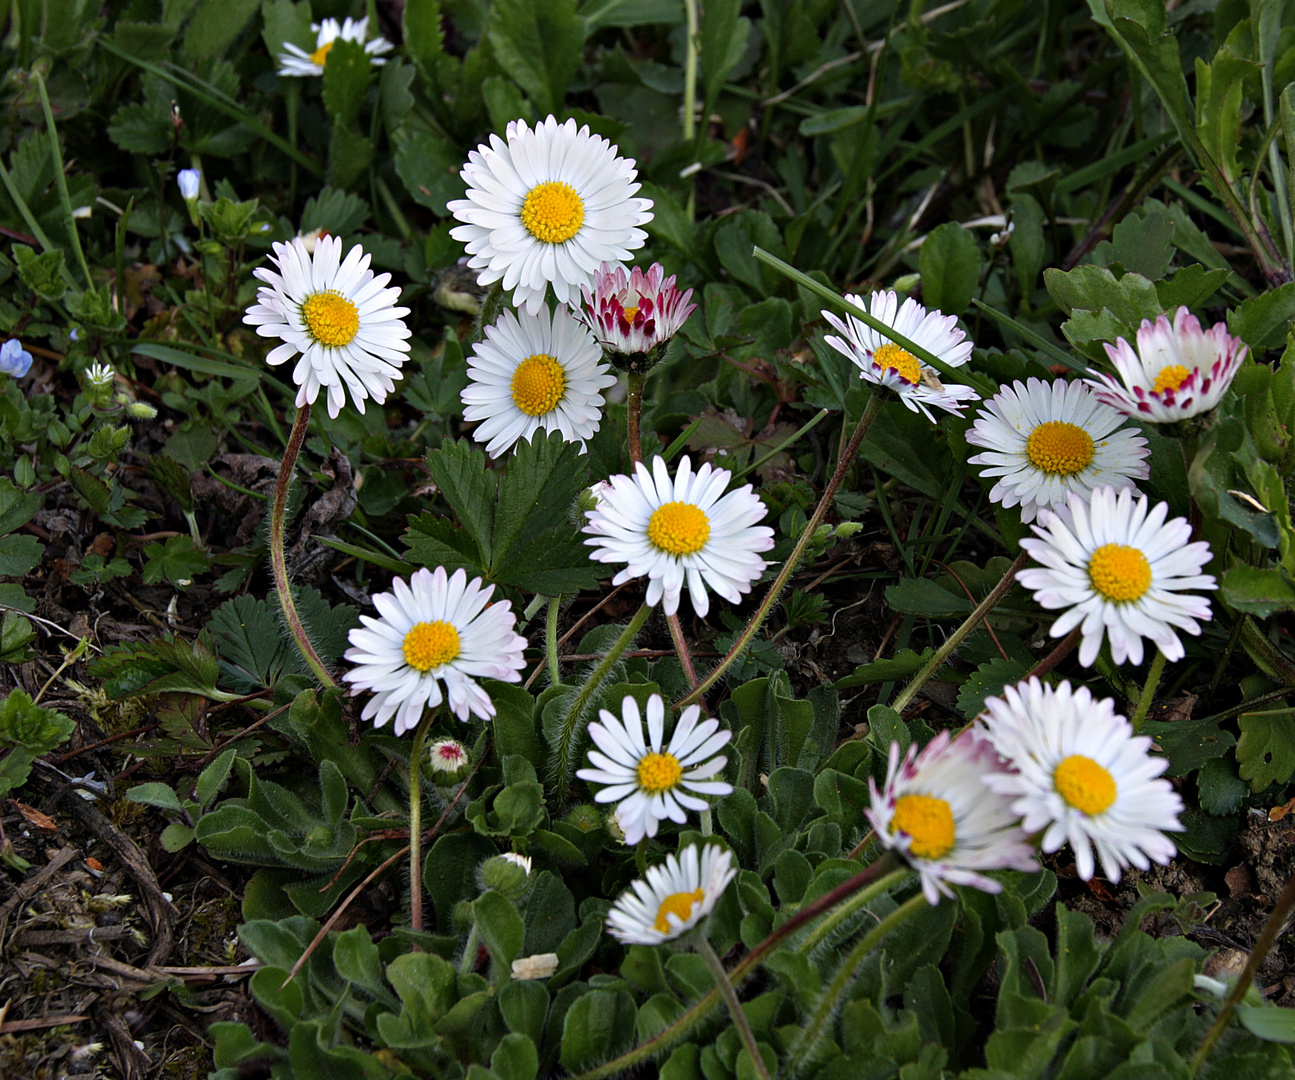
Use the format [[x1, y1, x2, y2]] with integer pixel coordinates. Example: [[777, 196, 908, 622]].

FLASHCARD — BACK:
[[486, 0, 586, 116], [424, 439, 497, 564]]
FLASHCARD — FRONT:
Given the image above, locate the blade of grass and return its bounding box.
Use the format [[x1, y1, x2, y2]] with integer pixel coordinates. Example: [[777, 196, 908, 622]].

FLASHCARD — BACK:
[[970, 299, 1090, 373], [35, 75, 92, 289], [661, 416, 706, 464], [1054, 130, 1174, 195], [318, 537, 414, 574]]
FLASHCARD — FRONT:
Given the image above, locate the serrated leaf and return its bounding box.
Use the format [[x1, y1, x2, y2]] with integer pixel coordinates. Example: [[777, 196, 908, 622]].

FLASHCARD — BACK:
[[393, 130, 466, 217], [69, 466, 110, 514], [327, 123, 374, 190], [486, 0, 585, 116], [107, 102, 173, 155], [322, 37, 372, 129], [1237, 710, 1295, 791], [140, 535, 208, 585], [1044, 264, 1162, 324], [884, 577, 972, 617], [401, 513, 486, 577], [579, 0, 681, 30], [1155, 264, 1227, 311], [90, 635, 222, 699], [492, 430, 590, 573], [300, 187, 369, 236], [185, 0, 259, 57], [1228, 282, 1295, 353], [424, 439, 497, 562], [0, 534, 42, 577], [957, 658, 1033, 719], [1093, 208, 1174, 280], [0, 480, 39, 537]]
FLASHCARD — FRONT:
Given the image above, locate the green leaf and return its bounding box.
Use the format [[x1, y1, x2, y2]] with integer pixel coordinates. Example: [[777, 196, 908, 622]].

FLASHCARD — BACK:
[[1237, 1004, 1295, 1043], [1197, 756, 1248, 816], [1155, 264, 1228, 311], [491, 1033, 539, 1080], [486, 0, 586, 116], [0, 533, 41, 577], [1220, 564, 1295, 617], [1228, 282, 1295, 353], [919, 222, 981, 316], [0, 689, 75, 753], [0, 480, 39, 537], [1237, 709, 1295, 790], [90, 634, 222, 699], [579, 0, 681, 30], [141, 535, 208, 585], [560, 989, 637, 1072], [1043, 264, 1162, 325], [474, 889, 525, 972], [126, 782, 186, 813], [957, 658, 1033, 720], [322, 38, 373, 130], [884, 577, 972, 617], [300, 187, 369, 235], [185, 0, 260, 58], [402, 0, 445, 90], [196, 749, 237, 811], [424, 438, 497, 563], [1195, 48, 1257, 187], [835, 648, 934, 689], [13, 245, 66, 300], [160, 822, 195, 851], [327, 123, 374, 190], [1092, 208, 1174, 280]]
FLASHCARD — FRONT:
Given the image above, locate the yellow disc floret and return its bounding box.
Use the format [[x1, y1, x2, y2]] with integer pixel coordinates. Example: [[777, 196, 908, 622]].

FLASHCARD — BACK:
[[1025, 421, 1096, 475], [621, 304, 640, 325], [1088, 543, 1152, 603], [647, 502, 711, 556], [636, 751, 684, 794], [872, 342, 922, 385], [1152, 365, 1191, 394], [510, 354, 566, 416], [520, 181, 585, 244], [1054, 754, 1117, 815], [891, 793, 956, 860], [302, 291, 360, 348], [402, 620, 461, 672], [654, 888, 704, 933], [310, 40, 334, 66]]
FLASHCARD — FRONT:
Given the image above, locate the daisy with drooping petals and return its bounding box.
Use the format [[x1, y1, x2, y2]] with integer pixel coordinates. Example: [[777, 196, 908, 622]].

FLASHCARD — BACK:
[[978, 678, 1183, 882], [277, 17, 393, 77], [1018, 485, 1215, 668], [583, 456, 774, 619], [967, 377, 1150, 523], [867, 729, 1037, 905], [821, 290, 980, 421], [606, 843, 737, 945], [576, 694, 733, 846], [578, 261, 697, 366], [343, 566, 527, 733], [1086, 307, 1247, 424], [461, 305, 616, 456], [448, 116, 654, 316], [243, 235, 411, 418]]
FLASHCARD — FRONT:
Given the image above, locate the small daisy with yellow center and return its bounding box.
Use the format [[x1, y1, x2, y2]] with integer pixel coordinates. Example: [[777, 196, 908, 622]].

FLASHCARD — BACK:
[[576, 694, 733, 846], [583, 456, 774, 619], [821, 290, 979, 422], [461, 305, 616, 457], [243, 235, 411, 418], [277, 16, 394, 77], [606, 843, 737, 945], [1086, 306, 1247, 424], [448, 116, 654, 316], [1017, 486, 1216, 668], [978, 678, 1184, 882], [577, 261, 697, 366], [967, 377, 1150, 523], [342, 566, 528, 734], [867, 729, 1037, 905]]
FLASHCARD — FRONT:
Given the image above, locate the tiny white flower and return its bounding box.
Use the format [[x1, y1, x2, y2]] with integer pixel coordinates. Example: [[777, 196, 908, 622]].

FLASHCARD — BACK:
[[511, 952, 560, 979], [85, 362, 115, 390], [606, 843, 737, 945], [177, 169, 200, 202], [277, 16, 393, 77]]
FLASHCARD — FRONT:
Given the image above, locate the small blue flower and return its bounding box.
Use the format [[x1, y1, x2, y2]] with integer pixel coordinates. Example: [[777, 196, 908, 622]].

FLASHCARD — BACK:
[[177, 168, 201, 201], [0, 339, 33, 378]]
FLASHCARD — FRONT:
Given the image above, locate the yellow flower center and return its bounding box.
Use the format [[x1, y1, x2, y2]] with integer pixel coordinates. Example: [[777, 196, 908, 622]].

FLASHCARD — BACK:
[[510, 354, 567, 416], [1088, 543, 1152, 603], [1025, 421, 1095, 475], [301, 291, 359, 348], [872, 342, 922, 385], [310, 40, 334, 66], [1152, 365, 1191, 394], [520, 181, 585, 244], [402, 620, 461, 672], [891, 793, 956, 859], [636, 751, 684, 794], [621, 305, 640, 325], [647, 502, 711, 556], [1053, 754, 1117, 815], [654, 888, 705, 933]]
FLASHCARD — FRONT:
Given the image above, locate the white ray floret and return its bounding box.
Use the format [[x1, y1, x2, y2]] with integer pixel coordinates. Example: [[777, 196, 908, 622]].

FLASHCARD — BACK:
[[278, 17, 394, 77], [606, 843, 737, 945]]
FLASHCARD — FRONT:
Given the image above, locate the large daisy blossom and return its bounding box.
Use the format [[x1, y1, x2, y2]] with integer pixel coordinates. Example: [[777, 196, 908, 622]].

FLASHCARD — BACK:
[[243, 235, 411, 418], [1017, 486, 1215, 668], [821, 290, 979, 421], [583, 456, 774, 618], [342, 567, 527, 733], [866, 729, 1037, 905], [277, 17, 393, 77], [577, 261, 697, 363], [967, 377, 1150, 523], [606, 843, 737, 945], [575, 694, 733, 846], [1086, 307, 1247, 424], [447, 116, 653, 316], [978, 678, 1183, 882], [461, 305, 616, 456]]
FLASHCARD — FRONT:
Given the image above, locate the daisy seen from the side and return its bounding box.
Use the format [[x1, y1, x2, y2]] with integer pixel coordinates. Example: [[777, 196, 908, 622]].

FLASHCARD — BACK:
[[1017, 485, 1215, 668], [277, 17, 393, 77], [606, 843, 737, 945], [448, 116, 653, 316], [583, 455, 774, 619], [243, 235, 411, 418], [821, 290, 979, 421], [978, 677, 1183, 882], [1086, 306, 1247, 424], [966, 377, 1150, 523], [342, 566, 527, 734], [577, 261, 697, 366], [461, 304, 616, 456], [576, 694, 733, 846], [866, 729, 1037, 905]]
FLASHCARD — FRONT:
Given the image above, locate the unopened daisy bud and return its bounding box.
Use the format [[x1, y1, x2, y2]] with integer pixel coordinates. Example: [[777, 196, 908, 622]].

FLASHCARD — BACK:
[[511, 952, 559, 980], [478, 854, 530, 899], [605, 807, 627, 844], [578, 261, 697, 373], [177, 168, 201, 202], [428, 737, 470, 782], [892, 272, 921, 294], [126, 402, 158, 420], [565, 803, 603, 833]]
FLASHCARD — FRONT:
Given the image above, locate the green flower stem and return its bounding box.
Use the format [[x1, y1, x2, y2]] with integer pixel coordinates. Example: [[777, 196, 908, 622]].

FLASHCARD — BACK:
[[795, 863, 907, 956], [546, 596, 562, 687], [682, 0, 699, 145], [890, 550, 1029, 716], [675, 392, 883, 709], [699, 937, 772, 1080], [627, 369, 645, 464], [270, 404, 339, 691], [1131, 647, 1167, 733], [566, 603, 652, 734], [407, 711, 434, 937], [635, 839, 648, 874]]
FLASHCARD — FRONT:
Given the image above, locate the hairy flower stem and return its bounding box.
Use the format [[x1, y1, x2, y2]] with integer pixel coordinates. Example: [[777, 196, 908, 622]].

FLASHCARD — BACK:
[[271, 404, 339, 690], [627, 369, 645, 464], [407, 712, 434, 938], [890, 550, 1029, 715], [668, 613, 701, 691], [675, 393, 883, 710], [699, 937, 772, 1080], [795, 862, 906, 955], [1131, 647, 1167, 733], [546, 596, 562, 687]]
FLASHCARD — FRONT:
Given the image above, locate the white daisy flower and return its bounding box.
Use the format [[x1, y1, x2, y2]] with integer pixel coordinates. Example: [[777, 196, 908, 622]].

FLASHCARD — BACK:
[[977, 677, 1184, 882], [447, 116, 654, 316], [867, 729, 1037, 905], [243, 235, 411, 418], [575, 693, 733, 846], [277, 17, 394, 77], [342, 566, 527, 733], [1017, 486, 1216, 668], [606, 843, 737, 945], [966, 377, 1150, 523], [461, 305, 616, 456], [821, 290, 980, 421], [1086, 306, 1247, 424], [583, 456, 774, 619], [577, 261, 697, 361]]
